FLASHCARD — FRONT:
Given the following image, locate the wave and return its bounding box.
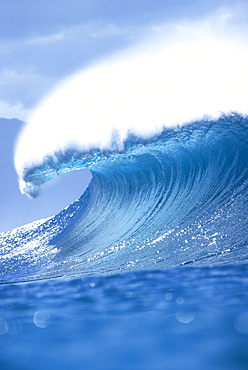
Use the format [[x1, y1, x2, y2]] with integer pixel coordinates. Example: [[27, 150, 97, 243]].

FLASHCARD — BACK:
[[1, 114, 248, 283]]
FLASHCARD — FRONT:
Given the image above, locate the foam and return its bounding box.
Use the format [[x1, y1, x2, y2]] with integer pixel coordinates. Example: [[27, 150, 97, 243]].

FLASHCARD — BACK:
[[15, 17, 248, 193]]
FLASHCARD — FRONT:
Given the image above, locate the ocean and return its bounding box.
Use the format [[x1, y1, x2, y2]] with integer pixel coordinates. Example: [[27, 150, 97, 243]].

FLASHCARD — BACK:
[[0, 114, 248, 369]]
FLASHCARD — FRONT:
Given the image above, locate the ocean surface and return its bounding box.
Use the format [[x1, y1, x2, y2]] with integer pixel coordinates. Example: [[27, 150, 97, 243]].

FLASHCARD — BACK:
[[1, 115, 248, 369]]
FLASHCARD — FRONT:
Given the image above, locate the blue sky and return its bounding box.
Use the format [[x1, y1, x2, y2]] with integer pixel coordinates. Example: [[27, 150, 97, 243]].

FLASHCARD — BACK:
[[0, 0, 246, 231]]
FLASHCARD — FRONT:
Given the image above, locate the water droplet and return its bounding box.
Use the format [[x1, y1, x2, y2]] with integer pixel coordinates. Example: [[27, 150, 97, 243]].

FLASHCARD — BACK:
[[165, 293, 173, 300], [33, 310, 51, 328], [0, 317, 8, 335], [175, 310, 195, 324], [234, 312, 248, 334], [176, 297, 184, 305], [7, 319, 23, 335]]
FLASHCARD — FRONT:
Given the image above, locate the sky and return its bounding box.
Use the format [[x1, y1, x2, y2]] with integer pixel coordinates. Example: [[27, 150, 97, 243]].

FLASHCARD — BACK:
[[0, 0, 247, 232]]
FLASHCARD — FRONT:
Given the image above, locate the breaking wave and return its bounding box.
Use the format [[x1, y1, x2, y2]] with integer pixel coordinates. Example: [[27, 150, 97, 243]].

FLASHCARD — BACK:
[[1, 114, 248, 283]]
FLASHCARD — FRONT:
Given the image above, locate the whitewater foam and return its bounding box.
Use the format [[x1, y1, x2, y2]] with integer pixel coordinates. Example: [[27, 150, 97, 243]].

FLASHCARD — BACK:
[[14, 17, 248, 196]]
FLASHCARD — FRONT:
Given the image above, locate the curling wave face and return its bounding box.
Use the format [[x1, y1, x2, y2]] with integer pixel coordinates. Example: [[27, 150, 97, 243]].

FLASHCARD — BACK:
[[1, 115, 248, 283]]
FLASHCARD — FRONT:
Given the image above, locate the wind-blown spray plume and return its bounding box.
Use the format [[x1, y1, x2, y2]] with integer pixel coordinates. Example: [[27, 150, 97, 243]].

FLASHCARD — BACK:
[[15, 17, 248, 197]]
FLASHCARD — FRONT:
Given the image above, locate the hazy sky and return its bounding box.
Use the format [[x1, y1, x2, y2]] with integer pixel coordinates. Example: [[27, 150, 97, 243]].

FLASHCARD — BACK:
[[0, 0, 239, 120], [0, 0, 246, 231]]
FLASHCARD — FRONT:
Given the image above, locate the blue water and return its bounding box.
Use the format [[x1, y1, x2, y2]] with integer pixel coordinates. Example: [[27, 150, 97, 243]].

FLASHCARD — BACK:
[[0, 115, 248, 368], [1, 266, 248, 369]]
